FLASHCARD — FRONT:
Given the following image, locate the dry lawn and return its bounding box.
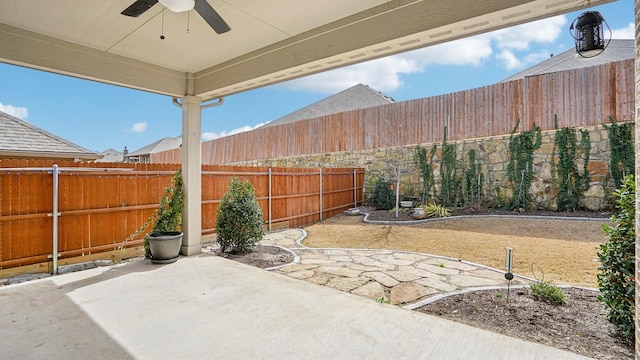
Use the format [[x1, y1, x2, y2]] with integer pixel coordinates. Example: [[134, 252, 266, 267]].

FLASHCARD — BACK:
[[303, 215, 608, 288]]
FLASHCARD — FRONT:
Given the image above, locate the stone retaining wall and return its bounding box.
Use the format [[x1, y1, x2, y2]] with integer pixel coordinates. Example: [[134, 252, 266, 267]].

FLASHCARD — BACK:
[[231, 123, 633, 211]]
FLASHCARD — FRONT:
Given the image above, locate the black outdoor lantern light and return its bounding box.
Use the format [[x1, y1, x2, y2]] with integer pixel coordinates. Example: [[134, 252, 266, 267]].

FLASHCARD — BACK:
[[569, 10, 611, 58]]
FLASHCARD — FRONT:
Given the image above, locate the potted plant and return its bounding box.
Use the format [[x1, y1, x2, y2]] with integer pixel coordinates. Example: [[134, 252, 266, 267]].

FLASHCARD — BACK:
[[122, 170, 184, 264], [145, 170, 184, 263]]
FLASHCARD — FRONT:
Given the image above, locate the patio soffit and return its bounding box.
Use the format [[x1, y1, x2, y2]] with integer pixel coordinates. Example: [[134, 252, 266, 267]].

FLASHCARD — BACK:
[[0, 0, 615, 101]]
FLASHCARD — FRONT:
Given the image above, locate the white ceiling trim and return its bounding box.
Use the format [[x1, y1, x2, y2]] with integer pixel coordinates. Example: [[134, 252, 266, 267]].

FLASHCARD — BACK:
[[0, 0, 616, 101]]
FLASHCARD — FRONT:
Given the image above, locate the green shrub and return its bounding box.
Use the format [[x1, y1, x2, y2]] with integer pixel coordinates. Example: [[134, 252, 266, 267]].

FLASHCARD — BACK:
[[370, 177, 395, 210], [529, 281, 566, 305], [598, 174, 635, 340], [216, 177, 265, 253]]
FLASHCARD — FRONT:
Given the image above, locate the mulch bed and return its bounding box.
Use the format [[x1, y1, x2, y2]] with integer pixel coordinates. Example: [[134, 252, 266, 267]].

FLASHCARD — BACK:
[[417, 287, 633, 359], [218, 245, 294, 269]]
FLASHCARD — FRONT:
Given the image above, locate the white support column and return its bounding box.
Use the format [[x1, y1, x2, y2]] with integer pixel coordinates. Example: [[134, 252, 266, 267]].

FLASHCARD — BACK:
[[181, 95, 203, 256]]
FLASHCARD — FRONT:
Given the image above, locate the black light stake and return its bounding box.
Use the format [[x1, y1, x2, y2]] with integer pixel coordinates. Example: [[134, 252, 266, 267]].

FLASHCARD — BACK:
[[505, 247, 513, 303], [569, 10, 611, 58]]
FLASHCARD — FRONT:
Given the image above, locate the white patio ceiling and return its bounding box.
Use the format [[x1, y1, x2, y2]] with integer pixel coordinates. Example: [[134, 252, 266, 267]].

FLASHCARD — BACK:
[[0, 0, 614, 101]]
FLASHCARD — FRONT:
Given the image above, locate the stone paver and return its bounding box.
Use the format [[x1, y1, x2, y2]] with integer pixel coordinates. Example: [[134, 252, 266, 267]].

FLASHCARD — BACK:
[[320, 266, 363, 278], [287, 270, 315, 280], [384, 269, 423, 282], [326, 277, 370, 292], [415, 262, 461, 276], [414, 277, 459, 292], [422, 258, 479, 271], [390, 282, 439, 305], [362, 271, 400, 287], [351, 281, 386, 300], [264, 229, 529, 306]]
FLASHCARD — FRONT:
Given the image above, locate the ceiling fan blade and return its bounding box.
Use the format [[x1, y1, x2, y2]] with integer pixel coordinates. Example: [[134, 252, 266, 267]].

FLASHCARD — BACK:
[[194, 0, 231, 34], [121, 0, 159, 17]]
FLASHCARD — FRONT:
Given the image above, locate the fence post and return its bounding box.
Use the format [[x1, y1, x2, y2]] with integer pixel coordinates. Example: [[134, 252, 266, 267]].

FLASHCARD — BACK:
[[51, 164, 59, 275], [353, 169, 357, 208], [268, 168, 272, 231], [319, 168, 323, 222]]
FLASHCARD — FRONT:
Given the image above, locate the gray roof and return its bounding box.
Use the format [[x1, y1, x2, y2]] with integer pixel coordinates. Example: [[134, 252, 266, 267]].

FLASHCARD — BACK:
[[0, 110, 101, 160], [125, 136, 182, 157], [96, 148, 124, 163], [501, 39, 633, 82], [263, 83, 394, 127]]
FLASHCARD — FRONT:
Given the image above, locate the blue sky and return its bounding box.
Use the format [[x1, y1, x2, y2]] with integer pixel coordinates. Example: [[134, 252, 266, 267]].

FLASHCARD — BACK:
[[0, 0, 634, 153]]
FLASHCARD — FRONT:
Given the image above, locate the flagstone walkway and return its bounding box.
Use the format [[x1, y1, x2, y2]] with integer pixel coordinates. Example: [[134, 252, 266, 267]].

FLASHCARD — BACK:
[[261, 229, 529, 306]]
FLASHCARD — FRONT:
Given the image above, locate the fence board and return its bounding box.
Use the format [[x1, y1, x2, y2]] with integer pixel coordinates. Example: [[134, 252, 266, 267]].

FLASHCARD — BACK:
[[149, 59, 633, 165], [0, 161, 363, 268]]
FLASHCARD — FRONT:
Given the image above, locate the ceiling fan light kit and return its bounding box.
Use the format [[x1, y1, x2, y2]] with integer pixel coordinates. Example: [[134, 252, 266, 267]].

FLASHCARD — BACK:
[[159, 0, 195, 13], [121, 0, 231, 34]]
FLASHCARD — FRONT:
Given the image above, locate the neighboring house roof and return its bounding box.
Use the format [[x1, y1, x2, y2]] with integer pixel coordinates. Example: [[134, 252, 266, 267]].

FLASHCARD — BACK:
[[0, 110, 102, 160], [96, 148, 124, 163], [502, 39, 633, 82], [263, 83, 394, 128], [125, 136, 182, 158]]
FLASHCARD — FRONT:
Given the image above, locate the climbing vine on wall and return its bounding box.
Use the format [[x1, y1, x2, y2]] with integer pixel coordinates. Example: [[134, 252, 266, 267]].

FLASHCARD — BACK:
[[604, 116, 634, 188], [415, 143, 438, 204], [460, 149, 484, 208], [551, 116, 591, 211], [440, 127, 459, 207], [507, 119, 542, 210]]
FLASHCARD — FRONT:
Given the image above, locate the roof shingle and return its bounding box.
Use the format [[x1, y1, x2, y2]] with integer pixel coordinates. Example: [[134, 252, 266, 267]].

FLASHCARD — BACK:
[[501, 39, 633, 82], [0, 110, 100, 159], [263, 83, 394, 128]]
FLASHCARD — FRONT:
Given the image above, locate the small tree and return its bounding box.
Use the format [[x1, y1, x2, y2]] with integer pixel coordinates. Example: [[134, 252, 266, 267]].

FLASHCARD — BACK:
[[216, 177, 265, 253], [370, 177, 395, 210], [598, 174, 635, 340]]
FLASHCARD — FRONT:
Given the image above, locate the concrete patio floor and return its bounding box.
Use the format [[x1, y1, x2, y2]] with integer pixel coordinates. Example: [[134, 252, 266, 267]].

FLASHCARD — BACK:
[[0, 254, 591, 359]]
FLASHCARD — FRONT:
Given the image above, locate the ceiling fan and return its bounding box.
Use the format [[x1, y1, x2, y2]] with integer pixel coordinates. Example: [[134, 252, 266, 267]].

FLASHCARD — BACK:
[[121, 0, 231, 34]]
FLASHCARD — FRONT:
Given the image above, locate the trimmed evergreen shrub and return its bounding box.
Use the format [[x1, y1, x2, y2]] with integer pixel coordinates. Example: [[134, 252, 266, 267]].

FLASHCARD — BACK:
[[598, 174, 635, 340], [216, 177, 265, 253], [370, 177, 395, 210]]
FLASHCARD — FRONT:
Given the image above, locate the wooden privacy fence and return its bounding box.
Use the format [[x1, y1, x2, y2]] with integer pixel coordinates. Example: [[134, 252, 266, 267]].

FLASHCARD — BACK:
[[151, 59, 634, 165], [0, 159, 364, 269]]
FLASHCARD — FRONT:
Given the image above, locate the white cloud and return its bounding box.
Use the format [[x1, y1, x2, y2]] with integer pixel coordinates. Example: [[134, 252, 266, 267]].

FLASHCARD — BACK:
[[281, 56, 421, 93], [278, 15, 567, 94], [496, 49, 521, 70], [612, 22, 634, 39], [0, 103, 28, 119], [280, 37, 493, 94], [492, 16, 566, 50], [130, 122, 148, 133], [405, 36, 494, 67], [202, 122, 270, 141]]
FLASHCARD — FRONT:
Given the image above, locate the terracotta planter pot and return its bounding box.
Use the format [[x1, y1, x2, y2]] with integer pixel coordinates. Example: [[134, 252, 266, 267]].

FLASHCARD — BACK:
[[147, 232, 183, 264]]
